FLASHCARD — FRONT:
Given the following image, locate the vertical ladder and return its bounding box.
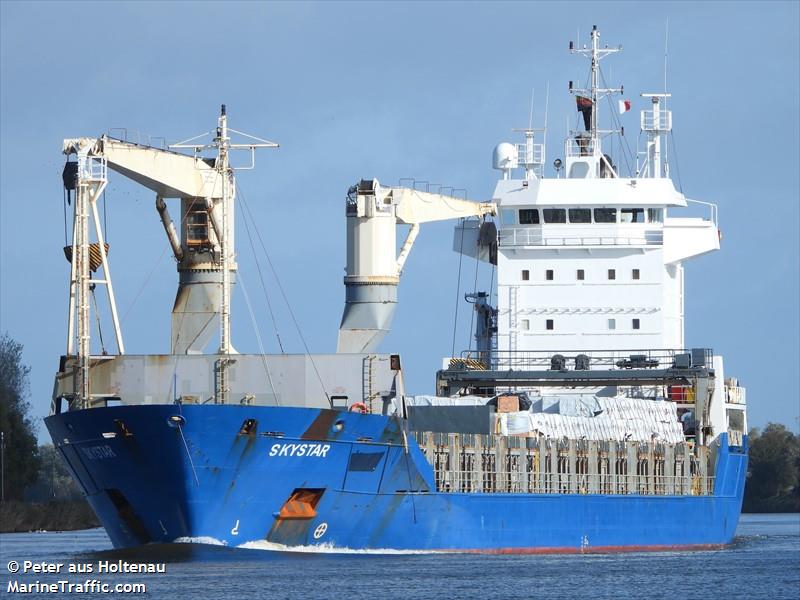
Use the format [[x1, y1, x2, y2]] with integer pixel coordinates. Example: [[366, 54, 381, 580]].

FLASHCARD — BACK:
[[362, 354, 375, 410], [509, 286, 519, 356]]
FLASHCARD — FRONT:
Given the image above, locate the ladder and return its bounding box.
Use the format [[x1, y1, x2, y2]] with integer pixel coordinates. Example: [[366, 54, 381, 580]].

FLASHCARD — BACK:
[[509, 286, 519, 355], [362, 355, 375, 410]]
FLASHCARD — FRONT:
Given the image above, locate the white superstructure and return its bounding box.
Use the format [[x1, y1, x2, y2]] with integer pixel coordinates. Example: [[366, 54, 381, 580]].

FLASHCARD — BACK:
[[482, 26, 719, 356], [444, 26, 746, 446]]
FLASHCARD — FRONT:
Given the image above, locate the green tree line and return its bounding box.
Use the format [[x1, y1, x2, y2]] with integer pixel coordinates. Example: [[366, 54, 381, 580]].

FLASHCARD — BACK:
[[743, 423, 800, 512], [0, 333, 39, 500]]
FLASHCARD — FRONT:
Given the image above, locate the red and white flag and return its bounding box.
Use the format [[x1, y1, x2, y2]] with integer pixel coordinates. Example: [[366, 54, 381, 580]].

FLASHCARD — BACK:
[[618, 99, 631, 114]]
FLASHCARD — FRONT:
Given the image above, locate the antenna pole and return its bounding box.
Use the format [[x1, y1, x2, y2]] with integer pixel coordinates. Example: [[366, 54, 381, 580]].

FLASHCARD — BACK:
[[217, 104, 232, 404], [663, 19, 670, 172], [544, 81, 550, 133], [591, 25, 599, 141], [528, 88, 535, 130], [664, 18, 669, 101]]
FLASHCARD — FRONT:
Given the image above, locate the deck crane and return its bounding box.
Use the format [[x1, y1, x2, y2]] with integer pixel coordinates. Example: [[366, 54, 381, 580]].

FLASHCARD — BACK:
[[337, 179, 496, 354], [62, 106, 276, 406]]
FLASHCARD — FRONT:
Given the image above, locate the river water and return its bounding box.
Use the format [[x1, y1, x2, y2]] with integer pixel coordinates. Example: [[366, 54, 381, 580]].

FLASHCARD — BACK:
[[1, 513, 798, 599]]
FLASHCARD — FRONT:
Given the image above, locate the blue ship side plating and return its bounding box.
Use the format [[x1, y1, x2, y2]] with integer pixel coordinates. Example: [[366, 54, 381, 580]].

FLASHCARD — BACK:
[[45, 405, 747, 552]]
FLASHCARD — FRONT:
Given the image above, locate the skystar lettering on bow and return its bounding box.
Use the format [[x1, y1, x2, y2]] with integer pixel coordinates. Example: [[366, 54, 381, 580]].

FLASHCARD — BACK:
[[269, 443, 331, 458]]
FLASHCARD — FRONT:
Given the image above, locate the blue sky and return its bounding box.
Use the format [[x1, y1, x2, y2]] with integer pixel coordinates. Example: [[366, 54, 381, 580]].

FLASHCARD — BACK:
[[1, 1, 798, 440]]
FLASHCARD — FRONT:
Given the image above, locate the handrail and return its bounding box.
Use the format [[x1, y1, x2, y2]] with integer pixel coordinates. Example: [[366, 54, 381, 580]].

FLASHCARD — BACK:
[[515, 142, 545, 165], [684, 199, 718, 227], [415, 432, 715, 497], [641, 109, 672, 131], [434, 471, 714, 496], [458, 347, 713, 371], [499, 226, 663, 247]]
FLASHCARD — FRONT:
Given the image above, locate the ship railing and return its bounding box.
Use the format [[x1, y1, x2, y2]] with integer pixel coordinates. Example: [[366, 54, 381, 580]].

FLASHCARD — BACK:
[[416, 432, 714, 497], [564, 135, 595, 158], [682, 199, 718, 227], [728, 430, 744, 447], [457, 347, 712, 372], [106, 128, 167, 150], [515, 142, 545, 166], [498, 226, 663, 247], [434, 471, 714, 496], [641, 109, 672, 132], [725, 386, 746, 405], [80, 156, 107, 182]]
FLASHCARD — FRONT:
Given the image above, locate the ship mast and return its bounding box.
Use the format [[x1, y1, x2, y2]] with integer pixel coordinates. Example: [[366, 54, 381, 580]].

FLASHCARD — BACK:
[[171, 105, 278, 404], [569, 25, 623, 152], [217, 106, 233, 403]]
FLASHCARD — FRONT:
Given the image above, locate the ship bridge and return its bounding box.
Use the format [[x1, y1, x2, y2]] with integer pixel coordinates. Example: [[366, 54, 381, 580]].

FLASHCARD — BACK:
[[443, 25, 742, 450]]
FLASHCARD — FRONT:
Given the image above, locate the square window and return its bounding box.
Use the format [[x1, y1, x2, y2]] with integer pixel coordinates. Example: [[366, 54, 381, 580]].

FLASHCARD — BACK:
[[500, 208, 517, 225], [620, 208, 645, 223], [608, 269, 616, 280], [632, 269, 640, 280], [546, 269, 554, 281], [546, 319, 554, 330], [519, 209, 540, 224], [521, 319, 530, 331], [577, 269, 585, 281], [542, 208, 567, 223], [568, 208, 591, 223], [632, 318, 641, 330], [594, 208, 617, 223], [522, 269, 529, 281], [608, 318, 616, 330]]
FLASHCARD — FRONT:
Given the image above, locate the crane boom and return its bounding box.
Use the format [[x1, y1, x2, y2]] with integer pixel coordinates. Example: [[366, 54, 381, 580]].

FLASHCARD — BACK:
[[337, 179, 496, 354]]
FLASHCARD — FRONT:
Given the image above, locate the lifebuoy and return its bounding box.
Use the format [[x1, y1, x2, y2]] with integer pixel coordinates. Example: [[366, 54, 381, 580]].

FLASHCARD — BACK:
[[349, 402, 368, 414]]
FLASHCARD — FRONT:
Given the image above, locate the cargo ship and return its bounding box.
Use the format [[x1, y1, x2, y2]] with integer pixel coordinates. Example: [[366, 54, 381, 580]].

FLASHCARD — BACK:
[[46, 27, 748, 552]]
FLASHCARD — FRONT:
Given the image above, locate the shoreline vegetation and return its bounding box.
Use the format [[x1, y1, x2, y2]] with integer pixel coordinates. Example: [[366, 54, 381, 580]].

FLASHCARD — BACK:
[[0, 500, 100, 533], [1, 333, 799, 533]]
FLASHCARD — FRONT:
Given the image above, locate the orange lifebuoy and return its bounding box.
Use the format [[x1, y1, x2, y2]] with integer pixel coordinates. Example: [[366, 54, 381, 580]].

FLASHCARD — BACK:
[[349, 402, 368, 414]]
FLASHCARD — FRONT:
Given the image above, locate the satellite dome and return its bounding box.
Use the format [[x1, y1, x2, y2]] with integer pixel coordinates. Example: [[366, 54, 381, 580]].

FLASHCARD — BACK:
[[492, 142, 517, 170]]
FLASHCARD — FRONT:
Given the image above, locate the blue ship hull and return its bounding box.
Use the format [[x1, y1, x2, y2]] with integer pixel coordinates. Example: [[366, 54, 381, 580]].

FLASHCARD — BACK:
[[45, 404, 747, 552]]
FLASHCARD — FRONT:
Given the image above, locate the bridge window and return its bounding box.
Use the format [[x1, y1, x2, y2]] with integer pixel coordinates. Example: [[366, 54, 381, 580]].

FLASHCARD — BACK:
[[546, 269, 554, 281], [519, 209, 540, 224], [500, 209, 516, 225], [577, 269, 585, 280], [632, 269, 640, 280], [608, 319, 616, 330], [647, 208, 663, 223], [593, 208, 617, 223], [568, 208, 591, 223], [546, 319, 554, 330], [542, 208, 566, 223], [608, 269, 616, 280], [521, 319, 530, 331], [632, 318, 641, 330], [521, 269, 529, 281], [621, 208, 645, 223]]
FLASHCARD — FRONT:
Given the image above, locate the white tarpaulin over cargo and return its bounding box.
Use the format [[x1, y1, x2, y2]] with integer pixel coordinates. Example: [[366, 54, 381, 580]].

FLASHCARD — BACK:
[[403, 394, 684, 443], [495, 397, 683, 443], [405, 395, 491, 407]]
